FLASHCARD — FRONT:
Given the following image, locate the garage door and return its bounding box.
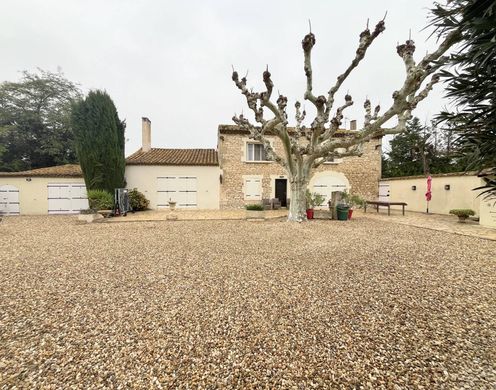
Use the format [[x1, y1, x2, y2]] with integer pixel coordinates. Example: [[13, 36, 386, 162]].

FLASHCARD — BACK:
[[0, 185, 20, 215], [48, 183, 89, 214], [157, 176, 197, 208], [312, 175, 348, 209]]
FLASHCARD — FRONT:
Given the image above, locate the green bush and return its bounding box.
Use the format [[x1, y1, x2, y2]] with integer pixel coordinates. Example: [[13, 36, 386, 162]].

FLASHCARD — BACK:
[[87, 189, 114, 210], [305, 190, 326, 209], [449, 209, 475, 218], [245, 204, 264, 211], [128, 188, 149, 211], [341, 192, 365, 208]]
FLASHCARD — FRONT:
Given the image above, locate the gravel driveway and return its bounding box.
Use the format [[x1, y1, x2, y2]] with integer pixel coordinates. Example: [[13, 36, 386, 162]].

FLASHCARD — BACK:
[[1, 216, 495, 388]]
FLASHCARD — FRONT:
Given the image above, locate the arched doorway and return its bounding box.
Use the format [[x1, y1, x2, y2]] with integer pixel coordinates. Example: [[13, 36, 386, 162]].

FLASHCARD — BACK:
[[309, 172, 350, 209]]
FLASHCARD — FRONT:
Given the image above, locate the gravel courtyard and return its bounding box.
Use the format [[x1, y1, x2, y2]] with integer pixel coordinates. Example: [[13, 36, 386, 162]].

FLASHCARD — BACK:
[[1, 216, 495, 389]]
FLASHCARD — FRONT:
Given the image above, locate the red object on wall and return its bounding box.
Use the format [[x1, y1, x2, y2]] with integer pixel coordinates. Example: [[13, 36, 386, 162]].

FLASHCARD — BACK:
[[306, 209, 314, 219], [425, 176, 432, 201]]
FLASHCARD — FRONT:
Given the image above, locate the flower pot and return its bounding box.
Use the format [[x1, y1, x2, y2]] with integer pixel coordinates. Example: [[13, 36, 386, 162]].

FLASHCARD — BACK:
[[348, 209, 354, 220], [336, 204, 350, 221], [168, 201, 177, 211], [306, 209, 314, 219]]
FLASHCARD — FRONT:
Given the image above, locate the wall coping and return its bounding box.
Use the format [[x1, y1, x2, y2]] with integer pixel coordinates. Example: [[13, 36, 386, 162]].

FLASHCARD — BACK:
[[381, 171, 479, 181]]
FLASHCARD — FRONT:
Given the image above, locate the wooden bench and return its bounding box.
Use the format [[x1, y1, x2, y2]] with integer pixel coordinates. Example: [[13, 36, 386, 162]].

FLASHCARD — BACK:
[[364, 201, 407, 216]]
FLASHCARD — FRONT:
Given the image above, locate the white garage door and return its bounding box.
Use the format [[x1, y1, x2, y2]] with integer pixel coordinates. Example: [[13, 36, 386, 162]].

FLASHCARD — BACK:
[[0, 185, 20, 215], [157, 176, 197, 208], [48, 183, 89, 214], [312, 175, 349, 209]]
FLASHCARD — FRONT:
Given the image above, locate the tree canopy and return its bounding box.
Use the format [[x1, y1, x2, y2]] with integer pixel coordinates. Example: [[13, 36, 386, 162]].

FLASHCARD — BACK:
[[71, 90, 126, 193], [0, 69, 82, 171], [431, 0, 496, 197]]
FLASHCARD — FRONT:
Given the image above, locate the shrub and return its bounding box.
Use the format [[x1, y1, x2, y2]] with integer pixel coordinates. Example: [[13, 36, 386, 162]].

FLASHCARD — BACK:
[[341, 192, 365, 208], [449, 209, 475, 218], [305, 190, 326, 209], [87, 189, 114, 210], [128, 188, 149, 211], [246, 204, 264, 211]]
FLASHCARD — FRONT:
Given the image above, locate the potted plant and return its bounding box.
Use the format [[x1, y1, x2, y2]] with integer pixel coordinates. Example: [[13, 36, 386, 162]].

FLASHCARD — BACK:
[[449, 209, 475, 223], [305, 190, 326, 219], [341, 192, 365, 219], [87, 189, 114, 217], [245, 203, 265, 220]]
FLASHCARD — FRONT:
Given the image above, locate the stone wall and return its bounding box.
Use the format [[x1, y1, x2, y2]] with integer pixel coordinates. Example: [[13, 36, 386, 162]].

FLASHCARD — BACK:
[[218, 130, 382, 209]]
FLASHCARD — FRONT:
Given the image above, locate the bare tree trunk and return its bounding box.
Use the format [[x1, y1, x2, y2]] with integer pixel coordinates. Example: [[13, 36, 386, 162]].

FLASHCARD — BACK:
[[288, 176, 308, 222], [231, 18, 459, 222]]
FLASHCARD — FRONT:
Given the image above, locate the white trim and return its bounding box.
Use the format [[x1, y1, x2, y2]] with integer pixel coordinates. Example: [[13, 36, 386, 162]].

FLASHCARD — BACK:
[[241, 138, 274, 163]]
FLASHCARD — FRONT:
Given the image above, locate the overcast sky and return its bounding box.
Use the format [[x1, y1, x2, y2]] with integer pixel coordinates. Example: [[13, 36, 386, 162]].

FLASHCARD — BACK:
[[2, 0, 446, 155]]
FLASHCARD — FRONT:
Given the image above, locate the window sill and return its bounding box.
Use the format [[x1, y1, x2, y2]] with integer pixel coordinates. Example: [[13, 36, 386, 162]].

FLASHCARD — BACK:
[[244, 160, 273, 164]]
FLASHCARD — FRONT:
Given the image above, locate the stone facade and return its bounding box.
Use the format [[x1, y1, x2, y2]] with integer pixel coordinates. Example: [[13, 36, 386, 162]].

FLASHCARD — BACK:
[[218, 125, 382, 209]]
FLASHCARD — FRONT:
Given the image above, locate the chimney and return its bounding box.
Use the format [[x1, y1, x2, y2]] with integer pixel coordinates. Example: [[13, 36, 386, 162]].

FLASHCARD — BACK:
[[142, 117, 151, 152], [350, 119, 357, 131]]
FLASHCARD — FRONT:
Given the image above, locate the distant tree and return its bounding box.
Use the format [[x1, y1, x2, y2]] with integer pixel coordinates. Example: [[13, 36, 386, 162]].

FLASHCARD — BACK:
[[0, 69, 82, 171], [71, 90, 126, 193], [384, 118, 431, 177], [430, 0, 496, 197], [383, 117, 466, 178]]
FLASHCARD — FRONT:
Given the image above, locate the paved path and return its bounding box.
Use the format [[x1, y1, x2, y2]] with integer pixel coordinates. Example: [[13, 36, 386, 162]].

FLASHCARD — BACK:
[[361, 209, 496, 241], [106, 209, 288, 222]]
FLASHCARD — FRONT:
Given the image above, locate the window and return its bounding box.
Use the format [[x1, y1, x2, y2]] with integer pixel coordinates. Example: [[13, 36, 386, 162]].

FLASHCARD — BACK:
[[246, 143, 268, 161]]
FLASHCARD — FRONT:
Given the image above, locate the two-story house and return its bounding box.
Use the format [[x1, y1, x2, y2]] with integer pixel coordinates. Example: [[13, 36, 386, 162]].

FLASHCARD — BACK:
[[217, 124, 383, 209]]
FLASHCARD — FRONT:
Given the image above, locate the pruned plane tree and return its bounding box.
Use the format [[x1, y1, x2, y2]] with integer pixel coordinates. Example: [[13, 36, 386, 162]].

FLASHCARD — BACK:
[[231, 16, 459, 222]]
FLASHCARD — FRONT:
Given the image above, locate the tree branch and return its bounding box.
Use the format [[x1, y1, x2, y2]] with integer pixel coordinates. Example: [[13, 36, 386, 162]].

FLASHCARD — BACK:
[[324, 19, 386, 121]]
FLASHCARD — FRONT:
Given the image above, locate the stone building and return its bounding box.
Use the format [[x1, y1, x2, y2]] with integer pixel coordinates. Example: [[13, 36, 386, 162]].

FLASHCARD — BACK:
[[217, 124, 383, 209]]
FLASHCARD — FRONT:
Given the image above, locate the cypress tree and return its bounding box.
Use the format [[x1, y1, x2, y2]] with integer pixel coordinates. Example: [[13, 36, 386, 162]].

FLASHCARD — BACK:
[[71, 90, 125, 192]]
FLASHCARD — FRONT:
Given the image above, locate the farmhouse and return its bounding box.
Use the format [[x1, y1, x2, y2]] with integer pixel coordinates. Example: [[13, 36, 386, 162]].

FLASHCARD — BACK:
[[0, 117, 381, 215], [0, 118, 220, 215], [217, 123, 382, 209], [0, 165, 87, 215], [125, 118, 219, 210]]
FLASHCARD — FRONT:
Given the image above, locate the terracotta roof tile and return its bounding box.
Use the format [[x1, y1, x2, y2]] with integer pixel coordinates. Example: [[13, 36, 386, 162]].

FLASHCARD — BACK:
[[126, 148, 218, 166], [0, 164, 83, 177]]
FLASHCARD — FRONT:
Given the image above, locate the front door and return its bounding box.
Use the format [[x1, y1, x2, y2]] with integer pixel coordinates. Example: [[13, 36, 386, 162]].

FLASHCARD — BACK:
[[275, 179, 287, 207]]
